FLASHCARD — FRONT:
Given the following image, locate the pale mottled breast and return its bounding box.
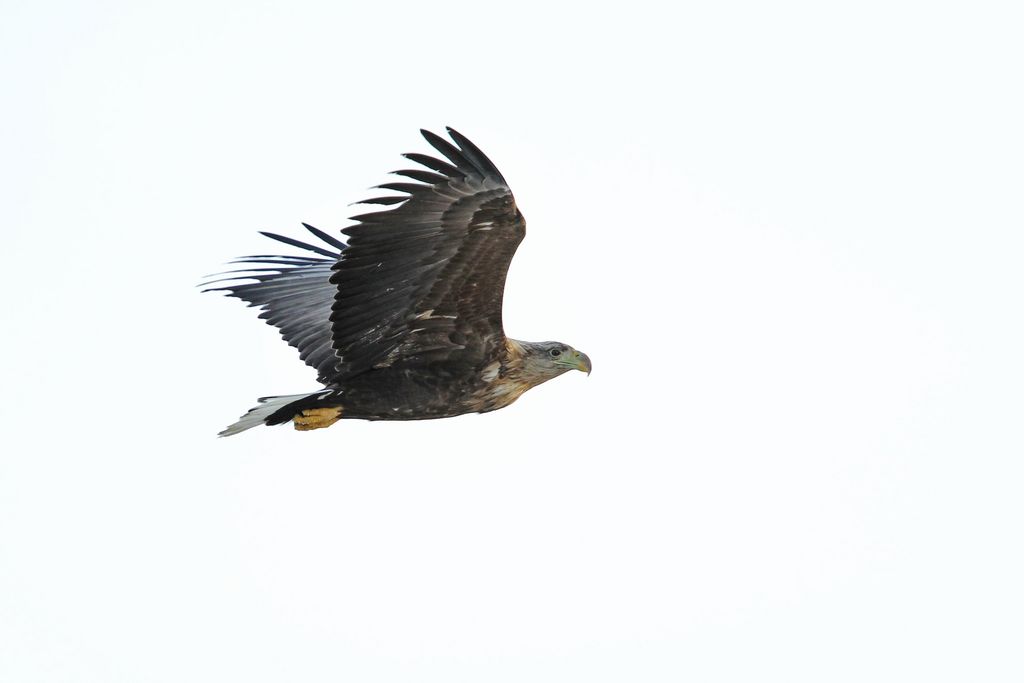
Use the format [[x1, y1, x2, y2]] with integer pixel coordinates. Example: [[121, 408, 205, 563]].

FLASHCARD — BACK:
[[475, 374, 534, 412], [470, 339, 533, 412]]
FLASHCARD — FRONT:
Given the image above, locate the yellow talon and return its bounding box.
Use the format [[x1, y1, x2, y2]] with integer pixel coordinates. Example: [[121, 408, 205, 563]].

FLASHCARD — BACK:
[[293, 406, 343, 431]]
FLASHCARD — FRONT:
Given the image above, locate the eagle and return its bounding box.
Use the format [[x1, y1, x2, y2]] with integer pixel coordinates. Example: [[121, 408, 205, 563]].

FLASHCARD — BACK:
[[205, 127, 591, 436]]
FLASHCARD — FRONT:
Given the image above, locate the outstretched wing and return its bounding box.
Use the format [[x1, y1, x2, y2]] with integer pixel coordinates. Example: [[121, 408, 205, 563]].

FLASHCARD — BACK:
[[203, 224, 347, 383], [328, 127, 525, 381]]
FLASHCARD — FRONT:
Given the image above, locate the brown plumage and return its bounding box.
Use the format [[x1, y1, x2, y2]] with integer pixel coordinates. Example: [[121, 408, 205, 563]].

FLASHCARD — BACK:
[[205, 127, 590, 436]]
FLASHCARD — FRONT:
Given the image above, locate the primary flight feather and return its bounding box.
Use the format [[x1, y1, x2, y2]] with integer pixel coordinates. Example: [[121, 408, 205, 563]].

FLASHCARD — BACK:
[[205, 127, 591, 436]]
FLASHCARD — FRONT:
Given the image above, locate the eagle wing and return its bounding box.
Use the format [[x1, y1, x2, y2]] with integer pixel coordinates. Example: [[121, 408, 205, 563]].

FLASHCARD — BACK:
[[327, 127, 525, 381], [202, 224, 347, 384]]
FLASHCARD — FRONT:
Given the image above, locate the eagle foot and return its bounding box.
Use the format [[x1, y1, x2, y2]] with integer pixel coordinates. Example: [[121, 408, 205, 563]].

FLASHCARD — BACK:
[[293, 406, 343, 431]]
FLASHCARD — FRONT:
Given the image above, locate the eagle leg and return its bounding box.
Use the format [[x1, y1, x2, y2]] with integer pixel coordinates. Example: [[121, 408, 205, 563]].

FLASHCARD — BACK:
[[293, 406, 343, 431]]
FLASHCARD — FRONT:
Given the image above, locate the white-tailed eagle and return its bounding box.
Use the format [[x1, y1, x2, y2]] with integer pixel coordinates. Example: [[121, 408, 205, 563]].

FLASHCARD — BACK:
[[205, 127, 591, 436]]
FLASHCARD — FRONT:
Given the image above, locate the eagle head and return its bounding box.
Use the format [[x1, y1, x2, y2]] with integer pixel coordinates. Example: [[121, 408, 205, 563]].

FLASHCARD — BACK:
[[516, 340, 592, 382]]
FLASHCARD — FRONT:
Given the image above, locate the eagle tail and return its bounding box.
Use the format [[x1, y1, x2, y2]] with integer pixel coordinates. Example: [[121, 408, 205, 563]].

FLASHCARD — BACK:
[[219, 390, 333, 437]]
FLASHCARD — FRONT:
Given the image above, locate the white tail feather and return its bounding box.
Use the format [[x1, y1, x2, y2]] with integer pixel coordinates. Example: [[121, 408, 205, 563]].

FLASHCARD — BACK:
[[219, 391, 329, 437]]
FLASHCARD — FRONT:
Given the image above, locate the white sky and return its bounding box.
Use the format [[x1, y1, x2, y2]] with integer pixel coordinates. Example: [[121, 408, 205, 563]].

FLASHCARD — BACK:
[[2, 1, 1023, 681]]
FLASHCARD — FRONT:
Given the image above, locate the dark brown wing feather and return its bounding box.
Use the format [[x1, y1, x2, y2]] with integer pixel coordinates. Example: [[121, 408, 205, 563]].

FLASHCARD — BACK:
[[327, 128, 525, 382]]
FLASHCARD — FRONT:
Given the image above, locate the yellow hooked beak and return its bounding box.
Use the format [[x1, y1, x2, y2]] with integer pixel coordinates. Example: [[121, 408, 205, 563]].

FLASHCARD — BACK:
[[573, 350, 592, 376]]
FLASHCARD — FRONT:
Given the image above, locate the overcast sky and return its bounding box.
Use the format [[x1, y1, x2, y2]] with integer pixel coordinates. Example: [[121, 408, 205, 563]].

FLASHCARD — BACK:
[[2, 1, 1022, 681]]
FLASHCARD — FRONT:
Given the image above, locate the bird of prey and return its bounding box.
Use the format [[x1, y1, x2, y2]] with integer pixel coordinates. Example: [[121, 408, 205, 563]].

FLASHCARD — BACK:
[[205, 127, 591, 436]]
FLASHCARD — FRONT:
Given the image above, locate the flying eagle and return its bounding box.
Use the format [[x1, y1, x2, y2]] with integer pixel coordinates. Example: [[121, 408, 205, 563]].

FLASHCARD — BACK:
[[206, 127, 591, 436]]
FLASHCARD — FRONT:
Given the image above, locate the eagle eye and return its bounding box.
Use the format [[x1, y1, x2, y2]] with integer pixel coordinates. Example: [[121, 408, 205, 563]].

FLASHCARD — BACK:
[[549, 348, 562, 358]]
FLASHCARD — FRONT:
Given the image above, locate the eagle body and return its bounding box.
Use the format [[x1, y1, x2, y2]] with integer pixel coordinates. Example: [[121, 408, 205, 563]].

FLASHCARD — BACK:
[[206, 128, 590, 436], [261, 339, 558, 424]]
